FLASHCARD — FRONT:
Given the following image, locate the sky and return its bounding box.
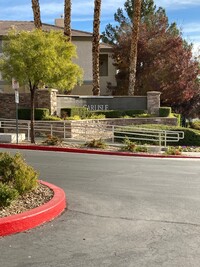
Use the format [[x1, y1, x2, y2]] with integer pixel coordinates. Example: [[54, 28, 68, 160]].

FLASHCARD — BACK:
[[0, 0, 200, 55]]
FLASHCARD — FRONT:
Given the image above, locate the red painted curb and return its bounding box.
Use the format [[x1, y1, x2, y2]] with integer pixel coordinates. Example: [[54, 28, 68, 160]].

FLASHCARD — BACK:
[[0, 181, 66, 237], [0, 143, 199, 159]]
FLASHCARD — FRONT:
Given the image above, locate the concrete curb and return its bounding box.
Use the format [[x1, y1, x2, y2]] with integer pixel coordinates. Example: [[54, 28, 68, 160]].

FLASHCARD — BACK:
[[0, 143, 199, 159], [0, 181, 66, 237]]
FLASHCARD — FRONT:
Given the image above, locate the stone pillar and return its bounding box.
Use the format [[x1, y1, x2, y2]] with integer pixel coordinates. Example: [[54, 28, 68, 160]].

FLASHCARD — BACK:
[[147, 91, 161, 115], [50, 89, 58, 115], [36, 89, 58, 115]]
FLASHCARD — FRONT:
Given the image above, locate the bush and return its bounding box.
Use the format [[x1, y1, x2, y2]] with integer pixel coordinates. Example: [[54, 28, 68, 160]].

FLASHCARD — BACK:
[[88, 110, 123, 118], [172, 113, 181, 126], [122, 138, 136, 152], [0, 182, 19, 207], [191, 120, 200, 130], [0, 152, 38, 195], [89, 109, 146, 118], [122, 138, 148, 152], [165, 146, 182, 155], [42, 135, 62, 146], [123, 110, 146, 117], [159, 107, 172, 117], [84, 139, 107, 149], [65, 115, 81, 120], [18, 108, 49, 120], [88, 113, 106, 119], [43, 115, 62, 121], [61, 107, 89, 119]]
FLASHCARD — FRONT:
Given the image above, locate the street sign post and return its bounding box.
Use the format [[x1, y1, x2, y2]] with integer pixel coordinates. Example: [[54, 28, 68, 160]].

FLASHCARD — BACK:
[[12, 78, 19, 144]]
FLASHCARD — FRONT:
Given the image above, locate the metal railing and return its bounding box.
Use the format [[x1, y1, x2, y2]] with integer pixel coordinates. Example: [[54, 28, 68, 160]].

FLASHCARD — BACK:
[[0, 118, 184, 147], [113, 126, 184, 147]]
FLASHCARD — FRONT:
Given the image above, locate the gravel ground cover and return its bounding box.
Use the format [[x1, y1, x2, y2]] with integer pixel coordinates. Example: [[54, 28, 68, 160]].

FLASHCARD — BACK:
[[0, 183, 54, 218]]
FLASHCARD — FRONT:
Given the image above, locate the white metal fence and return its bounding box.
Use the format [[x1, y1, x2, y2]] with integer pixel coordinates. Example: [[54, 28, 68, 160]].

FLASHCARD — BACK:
[[114, 126, 184, 147], [0, 118, 184, 147]]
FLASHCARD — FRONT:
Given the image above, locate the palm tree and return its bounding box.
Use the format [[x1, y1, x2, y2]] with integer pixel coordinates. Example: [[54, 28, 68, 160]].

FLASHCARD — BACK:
[[92, 0, 101, 96], [128, 0, 142, 95], [31, 0, 42, 29], [64, 0, 71, 41], [31, 0, 42, 142]]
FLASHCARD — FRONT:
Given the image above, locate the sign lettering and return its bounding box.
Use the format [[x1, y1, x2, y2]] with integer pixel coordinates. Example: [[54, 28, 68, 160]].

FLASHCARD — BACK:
[[84, 105, 109, 111]]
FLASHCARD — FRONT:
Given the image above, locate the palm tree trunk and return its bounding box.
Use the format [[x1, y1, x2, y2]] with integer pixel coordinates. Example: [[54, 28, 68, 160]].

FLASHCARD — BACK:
[[31, 0, 42, 29], [128, 0, 142, 95], [92, 0, 101, 96], [31, 0, 41, 142], [64, 0, 71, 41]]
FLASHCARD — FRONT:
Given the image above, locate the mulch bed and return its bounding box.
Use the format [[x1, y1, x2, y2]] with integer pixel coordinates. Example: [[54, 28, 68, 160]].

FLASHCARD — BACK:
[[0, 183, 54, 218]]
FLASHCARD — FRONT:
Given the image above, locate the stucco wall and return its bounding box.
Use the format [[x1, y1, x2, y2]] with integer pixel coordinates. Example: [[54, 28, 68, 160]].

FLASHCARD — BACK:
[[73, 40, 92, 82], [100, 52, 117, 96], [70, 84, 93, 96]]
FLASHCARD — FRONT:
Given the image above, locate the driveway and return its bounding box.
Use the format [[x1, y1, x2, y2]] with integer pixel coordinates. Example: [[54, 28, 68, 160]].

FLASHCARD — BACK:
[[0, 149, 200, 267]]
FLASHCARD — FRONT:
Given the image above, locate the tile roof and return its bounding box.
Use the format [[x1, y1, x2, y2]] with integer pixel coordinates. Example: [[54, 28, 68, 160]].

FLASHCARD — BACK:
[[0, 20, 93, 37], [0, 20, 113, 50]]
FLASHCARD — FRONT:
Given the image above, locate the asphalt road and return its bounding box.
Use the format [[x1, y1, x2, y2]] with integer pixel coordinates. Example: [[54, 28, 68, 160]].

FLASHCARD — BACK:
[[0, 148, 200, 267]]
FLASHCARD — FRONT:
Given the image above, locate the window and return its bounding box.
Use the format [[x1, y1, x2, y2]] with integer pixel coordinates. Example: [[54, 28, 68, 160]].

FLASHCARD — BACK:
[[99, 54, 108, 76]]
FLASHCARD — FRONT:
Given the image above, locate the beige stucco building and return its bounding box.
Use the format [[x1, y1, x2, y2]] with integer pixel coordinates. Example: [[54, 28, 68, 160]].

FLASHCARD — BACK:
[[0, 19, 116, 96]]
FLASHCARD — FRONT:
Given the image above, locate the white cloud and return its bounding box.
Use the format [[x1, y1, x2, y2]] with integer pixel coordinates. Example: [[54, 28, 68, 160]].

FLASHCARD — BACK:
[[191, 42, 200, 57], [155, 0, 200, 9], [182, 23, 200, 34]]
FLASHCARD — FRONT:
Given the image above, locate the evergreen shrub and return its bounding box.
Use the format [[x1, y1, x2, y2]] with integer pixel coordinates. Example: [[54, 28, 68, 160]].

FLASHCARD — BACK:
[[89, 109, 146, 118], [18, 108, 49, 120], [0, 152, 38, 195], [61, 107, 89, 119], [0, 182, 19, 207], [159, 107, 172, 117]]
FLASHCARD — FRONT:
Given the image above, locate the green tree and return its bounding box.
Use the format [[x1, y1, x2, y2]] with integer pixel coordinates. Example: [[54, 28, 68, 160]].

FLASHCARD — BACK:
[[102, 0, 200, 113], [102, 0, 156, 45], [108, 5, 200, 115], [0, 29, 83, 143]]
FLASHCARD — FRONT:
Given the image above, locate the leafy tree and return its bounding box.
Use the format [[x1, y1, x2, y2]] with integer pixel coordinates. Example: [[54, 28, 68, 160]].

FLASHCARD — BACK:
[[0, 29, 83, 143], [175, 88, 200, 118], [103, 0, 200, 116], [102, 0, 156, 45]]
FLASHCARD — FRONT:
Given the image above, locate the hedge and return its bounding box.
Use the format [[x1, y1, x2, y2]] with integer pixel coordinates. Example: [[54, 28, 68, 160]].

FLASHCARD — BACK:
[[61, 107, 89, 119], [89, 109, 146, 118], [159, 107, 172, 117], [18, 108, 49, 120]]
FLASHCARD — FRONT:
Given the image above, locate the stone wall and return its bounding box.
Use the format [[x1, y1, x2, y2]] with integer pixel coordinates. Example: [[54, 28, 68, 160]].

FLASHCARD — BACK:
[[57, 95, 148, 116], [0, 89, 161, 119], [1, 117, 177, 140], [0, 93, 30, 118], [69, 117, 178, 140], [0, 89, 57, 119], [147, 91, 161, 115]]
